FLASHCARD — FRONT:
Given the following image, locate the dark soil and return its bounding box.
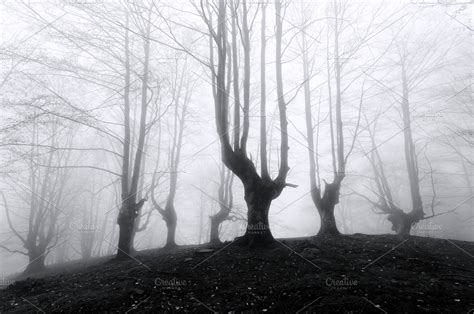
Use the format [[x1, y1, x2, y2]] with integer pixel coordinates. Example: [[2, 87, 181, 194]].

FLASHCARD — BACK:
[[0, 234, 473, 313]]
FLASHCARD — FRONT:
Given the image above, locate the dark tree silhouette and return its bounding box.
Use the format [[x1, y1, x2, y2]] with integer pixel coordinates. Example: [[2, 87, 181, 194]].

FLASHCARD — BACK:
[[300, 1, 367, 235], [116, 7, 152, 258], [196, 0, 294, 247]]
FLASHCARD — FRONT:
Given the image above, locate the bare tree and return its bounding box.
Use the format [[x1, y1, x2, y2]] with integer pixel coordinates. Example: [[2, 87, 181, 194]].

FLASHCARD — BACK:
[[1, 115, 73, 273], [357, 112, 455, 235], [361, 109, 423, 235], [209, 162, 234, 244], [116, 5, 154, 258], [130, 140, 154, 252], [360, 84, 465, 235], [192, 0, 295, 246], [150, 57, 192, 249], [300, 0, 371, 235], [354, 8, 463, 235], [1, 2, 162, 259]]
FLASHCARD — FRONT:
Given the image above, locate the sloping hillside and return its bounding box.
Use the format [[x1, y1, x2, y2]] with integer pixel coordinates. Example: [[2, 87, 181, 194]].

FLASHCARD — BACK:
[[1, 234, 473, 313]]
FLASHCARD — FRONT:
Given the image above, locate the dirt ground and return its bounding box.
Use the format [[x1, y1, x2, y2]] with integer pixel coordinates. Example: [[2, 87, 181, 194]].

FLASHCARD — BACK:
[[0, 234, 473, 313]]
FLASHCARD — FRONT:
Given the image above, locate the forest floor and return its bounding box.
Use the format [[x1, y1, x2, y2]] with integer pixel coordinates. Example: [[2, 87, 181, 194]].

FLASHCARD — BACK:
[[0, 234, 473, 313]]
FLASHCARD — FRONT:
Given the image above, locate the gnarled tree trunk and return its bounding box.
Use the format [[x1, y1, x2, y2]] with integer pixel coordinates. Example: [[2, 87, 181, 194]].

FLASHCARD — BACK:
[[312, 179, 342, 236], [317, 202, 340, 236], [300, 2, 360, 236], [235, 182, 275, 246], [199, 0, 292, 248], [360, 60, 426, 236]]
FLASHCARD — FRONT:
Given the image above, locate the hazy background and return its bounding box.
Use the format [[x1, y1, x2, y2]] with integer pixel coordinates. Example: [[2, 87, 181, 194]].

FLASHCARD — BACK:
[[0, 0, 472, 276]]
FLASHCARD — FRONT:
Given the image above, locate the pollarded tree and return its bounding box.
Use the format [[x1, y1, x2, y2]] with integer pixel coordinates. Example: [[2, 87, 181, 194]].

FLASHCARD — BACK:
[[359, 112, 463, 235], [357, 7, 464, 235], [299, 0, 388, 235], [150, 57, 193, 249], [116, 4, 156, 258], [363, 109, 423, 235], [194, 0, 295, 246]]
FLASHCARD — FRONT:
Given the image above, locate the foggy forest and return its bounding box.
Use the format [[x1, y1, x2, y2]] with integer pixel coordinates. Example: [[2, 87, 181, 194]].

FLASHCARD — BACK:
[[0, 0, 472, 312]]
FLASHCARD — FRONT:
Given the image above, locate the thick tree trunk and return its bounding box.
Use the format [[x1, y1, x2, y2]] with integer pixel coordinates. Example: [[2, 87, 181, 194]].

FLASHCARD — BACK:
[[24, 250, 46, 274], [317, 204, 340, 236], [163, 206, 177, 249], [209, 217, 221, 244], [165, 223, 176, 248], [388, 212, 412, 236], [117, 220, 133, 258], [206, 0, 290, 249], [387, 210, 423, 236], [116, 205, 136, 259], [315, 181, 341, 236], [235, 185, 274, 247]]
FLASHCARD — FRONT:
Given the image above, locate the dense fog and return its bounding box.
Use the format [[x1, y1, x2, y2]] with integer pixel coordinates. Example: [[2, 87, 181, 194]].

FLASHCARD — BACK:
[[0, 0, 472, 277]]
